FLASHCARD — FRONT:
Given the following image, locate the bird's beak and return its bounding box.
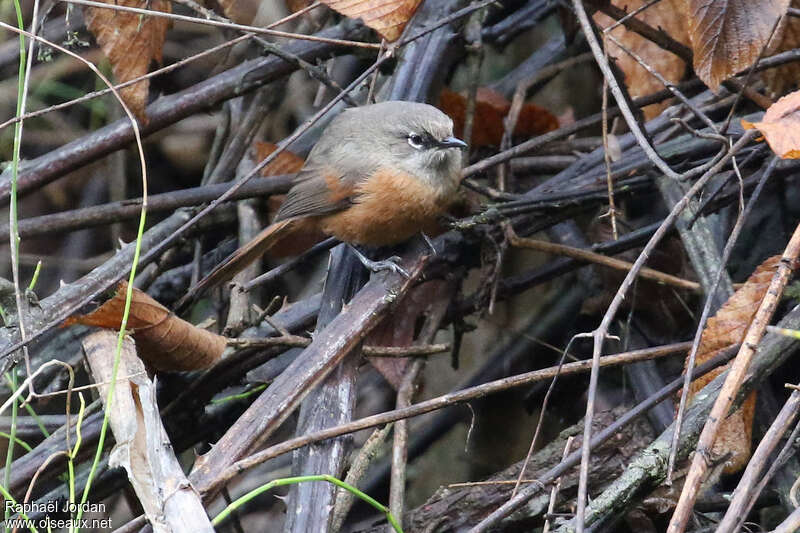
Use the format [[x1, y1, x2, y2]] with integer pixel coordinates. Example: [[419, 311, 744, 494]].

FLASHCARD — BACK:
[[439, 136, 468, 150]]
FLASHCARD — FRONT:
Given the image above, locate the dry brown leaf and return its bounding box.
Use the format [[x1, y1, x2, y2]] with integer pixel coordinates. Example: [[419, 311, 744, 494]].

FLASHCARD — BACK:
[[742, 89, 800, 159], [84, 0, 170, 121], [322, 0, 422, 41], [66, 282, 226, 371], [684, 255, 782, 473], [762, 0, 800, 96], [254, 141, 306, 176], [366, 279, 452, 389], [683, 0, 790, 91], [439, 87, 559, 148], [593, 0, 689, 120]]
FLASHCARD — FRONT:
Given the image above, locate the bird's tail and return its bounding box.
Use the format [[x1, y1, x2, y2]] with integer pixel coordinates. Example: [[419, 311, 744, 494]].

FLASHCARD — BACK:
[[176, 217, 312, 312]]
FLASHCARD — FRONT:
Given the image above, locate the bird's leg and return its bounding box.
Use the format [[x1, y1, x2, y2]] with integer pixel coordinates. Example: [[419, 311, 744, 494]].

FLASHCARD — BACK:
[[421, 232, 438, 256], [348, 245, 409, 278]]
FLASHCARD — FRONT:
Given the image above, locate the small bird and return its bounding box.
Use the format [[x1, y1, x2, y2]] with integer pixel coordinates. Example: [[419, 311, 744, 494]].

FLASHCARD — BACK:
[[186, 101, 467, 302]]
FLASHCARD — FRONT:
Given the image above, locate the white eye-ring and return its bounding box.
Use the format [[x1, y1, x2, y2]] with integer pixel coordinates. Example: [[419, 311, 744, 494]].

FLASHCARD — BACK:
[[407, 133, 425, 149]]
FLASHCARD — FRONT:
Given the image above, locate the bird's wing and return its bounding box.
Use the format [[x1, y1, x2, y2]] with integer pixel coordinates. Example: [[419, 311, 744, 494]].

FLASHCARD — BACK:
[[274, 158, 377, 222]]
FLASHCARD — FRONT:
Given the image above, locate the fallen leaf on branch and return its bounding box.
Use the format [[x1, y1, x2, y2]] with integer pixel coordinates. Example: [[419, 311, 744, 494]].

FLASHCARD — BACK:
[[65, 282, 226, 371], [439, 87, 559, 148], [683, 255, 782, 473], [84, 0, 170, 121], [683, 0, 790, 91], [321, 0, 422, 41], [593, 0, 688, 120], [742, 90, 800, 159]]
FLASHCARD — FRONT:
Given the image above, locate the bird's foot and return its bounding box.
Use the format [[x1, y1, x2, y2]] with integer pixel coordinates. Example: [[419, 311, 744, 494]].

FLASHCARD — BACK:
[[349, 246, 409, 278]]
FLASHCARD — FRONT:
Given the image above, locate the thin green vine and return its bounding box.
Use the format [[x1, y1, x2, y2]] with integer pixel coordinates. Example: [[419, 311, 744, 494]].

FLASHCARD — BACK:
[[211, 474, 403, 532]]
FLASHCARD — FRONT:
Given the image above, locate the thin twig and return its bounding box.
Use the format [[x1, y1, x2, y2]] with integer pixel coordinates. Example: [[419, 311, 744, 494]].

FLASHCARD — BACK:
[[505, 226, 701, 291], [60, 0, 381, 48], [511, 335, 579, 497], [720, 14, 784, 133], [0, 3, 328, 131], [601, 0, 663, 33], [217, 341, 693, 488], [599, 1, 692, 60], [742, 410, 800, 523], [389, 359, 424, 527], [668, 221, 800, 532], [716, 389, 800, 533], [668, 156, 778, 482], [240, 238, 338, 292], [227, 337, 451, 358], [572, 0, 681, 181], [604, 32, 718, 133], [330, 424, 393, 532], [543, 435, 574, 533], [0, 20, 147, 368], [465, 346, 740, 532], [575, 129, 758, 533], [773, 507, 800, 533], [600, 36, 618, 239]]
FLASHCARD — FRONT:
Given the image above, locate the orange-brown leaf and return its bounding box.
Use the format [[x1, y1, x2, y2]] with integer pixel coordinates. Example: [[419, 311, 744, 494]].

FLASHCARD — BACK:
[[84, 0, 170, 121], [66, 282, 226, 371], [254, 141, 306, 176], [594, 0, 689, 120], [684, 0, 790, 91], [684, 255, 782, 473], [321, 0, 422, 41], [762, 0, 800, 97], [742, 90, 800, 159], [439, 87, 559, 148]]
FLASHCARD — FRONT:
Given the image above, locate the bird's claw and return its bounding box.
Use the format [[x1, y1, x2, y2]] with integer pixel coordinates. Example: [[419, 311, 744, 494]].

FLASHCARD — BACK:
[[349, 245, 410, 277], [361, 255, 410, 278]]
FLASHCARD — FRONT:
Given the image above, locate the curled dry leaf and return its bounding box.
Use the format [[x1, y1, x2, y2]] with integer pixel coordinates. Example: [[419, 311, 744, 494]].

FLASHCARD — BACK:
[[742, 90, 800, 159], [593, 0, 689, 120], [321, 0, 422, 41], [683, 255, 782, 473], [683, 0, 790, 91], [439, 87, 559, 148], [65, 282, 226, 371], [84, 0, 171, 121]]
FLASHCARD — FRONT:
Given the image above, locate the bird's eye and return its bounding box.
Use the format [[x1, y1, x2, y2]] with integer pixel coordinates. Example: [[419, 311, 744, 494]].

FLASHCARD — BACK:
[[407, 133, 425, 149]]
